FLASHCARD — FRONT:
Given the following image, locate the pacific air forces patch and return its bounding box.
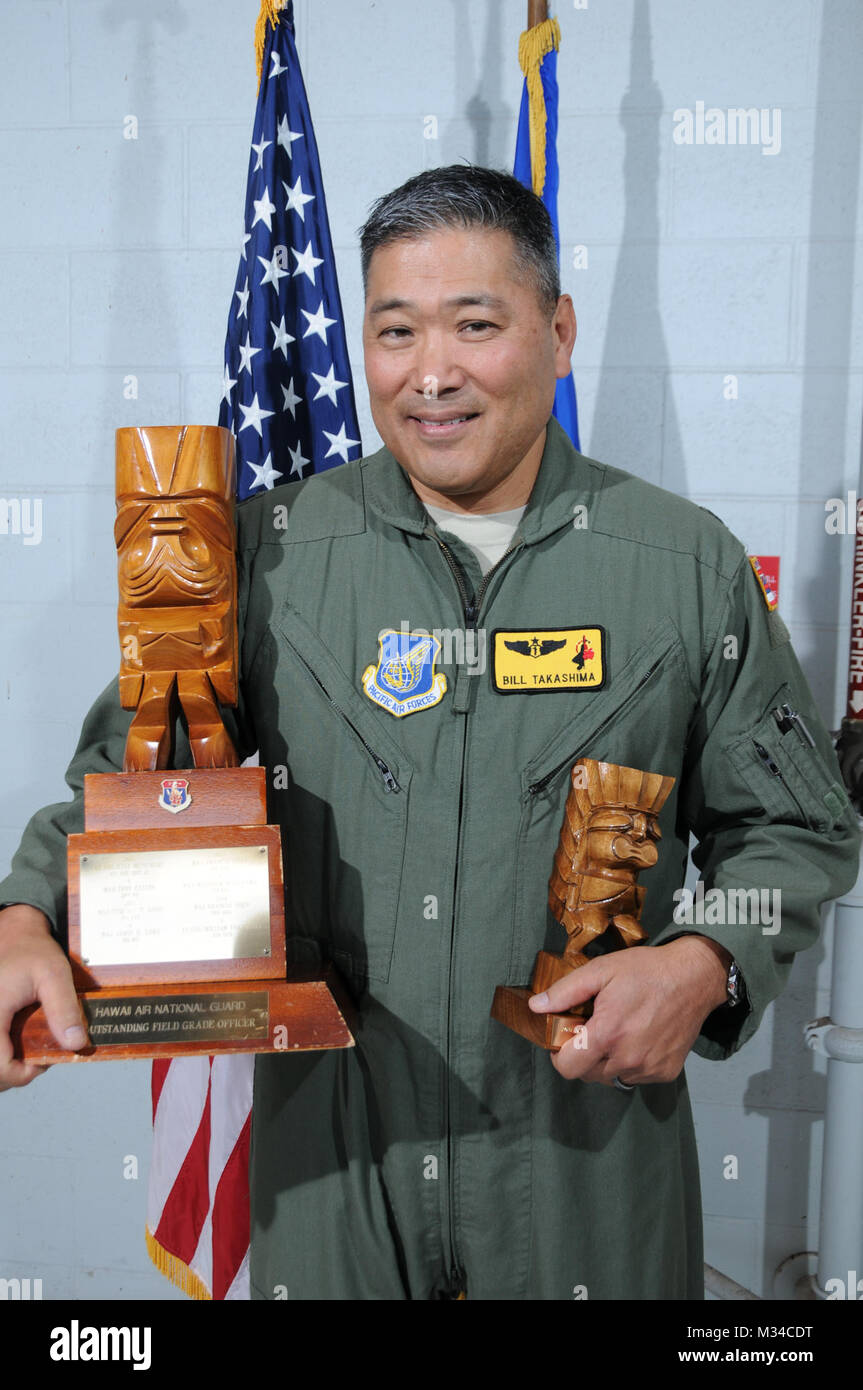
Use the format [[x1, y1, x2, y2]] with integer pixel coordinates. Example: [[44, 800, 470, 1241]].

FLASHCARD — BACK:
[[362, 628, 448, 717], [492, 626, 606, 693]]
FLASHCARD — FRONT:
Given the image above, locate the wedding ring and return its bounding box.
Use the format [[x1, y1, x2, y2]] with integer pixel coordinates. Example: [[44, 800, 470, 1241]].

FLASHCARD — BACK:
[[613, 1076, 636, 1092]]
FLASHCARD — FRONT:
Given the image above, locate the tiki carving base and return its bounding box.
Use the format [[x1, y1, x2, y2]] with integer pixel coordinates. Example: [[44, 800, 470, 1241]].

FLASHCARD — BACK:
[[492, 759, 675, 1051]]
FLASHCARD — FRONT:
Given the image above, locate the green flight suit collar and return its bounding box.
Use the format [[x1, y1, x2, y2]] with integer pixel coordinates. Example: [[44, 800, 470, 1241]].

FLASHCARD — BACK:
[[362, 415, 594, 545]]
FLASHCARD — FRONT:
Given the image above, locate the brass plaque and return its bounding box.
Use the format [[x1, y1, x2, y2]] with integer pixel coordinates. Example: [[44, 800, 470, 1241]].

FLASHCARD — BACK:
[[82, 991, 270, 1045], [78, 844, 272, 967]]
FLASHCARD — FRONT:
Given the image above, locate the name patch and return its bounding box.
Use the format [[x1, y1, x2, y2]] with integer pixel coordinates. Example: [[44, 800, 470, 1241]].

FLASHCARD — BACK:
[[492, 626, 606, 693]]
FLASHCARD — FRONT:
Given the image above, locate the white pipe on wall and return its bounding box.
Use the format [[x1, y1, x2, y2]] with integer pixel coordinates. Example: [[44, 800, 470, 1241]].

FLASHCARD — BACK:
[[809, 835, 863, 1300]]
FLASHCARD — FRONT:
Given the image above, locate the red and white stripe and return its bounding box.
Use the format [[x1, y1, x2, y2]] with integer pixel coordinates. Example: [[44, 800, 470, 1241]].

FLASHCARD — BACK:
[[147, 1054, 254, 1300]]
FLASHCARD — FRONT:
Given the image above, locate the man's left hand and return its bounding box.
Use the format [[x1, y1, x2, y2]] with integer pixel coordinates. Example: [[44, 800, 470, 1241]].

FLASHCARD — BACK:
[[527, 935, 732, 1084]]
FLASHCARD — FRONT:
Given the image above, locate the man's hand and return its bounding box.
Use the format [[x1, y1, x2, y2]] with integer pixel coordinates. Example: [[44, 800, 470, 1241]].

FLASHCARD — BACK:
[[528, 935, 732, 1084], [0, 904, 88, 1092]]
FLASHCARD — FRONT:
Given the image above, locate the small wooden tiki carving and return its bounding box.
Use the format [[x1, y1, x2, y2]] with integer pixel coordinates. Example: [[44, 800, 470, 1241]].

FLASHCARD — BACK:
[[492, 758, 675, 1049], [537, 759, 676, 992], [115, 425, 239, 772]]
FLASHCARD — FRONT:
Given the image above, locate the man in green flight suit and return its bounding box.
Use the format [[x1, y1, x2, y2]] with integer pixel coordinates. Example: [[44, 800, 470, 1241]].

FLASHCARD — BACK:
[[0, 165, 858, 1300]]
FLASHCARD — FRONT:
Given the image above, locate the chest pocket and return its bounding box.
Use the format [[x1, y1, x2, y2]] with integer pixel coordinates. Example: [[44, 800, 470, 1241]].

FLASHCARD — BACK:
[[506, 618, 693, 982], [273, 603, 413, 985]]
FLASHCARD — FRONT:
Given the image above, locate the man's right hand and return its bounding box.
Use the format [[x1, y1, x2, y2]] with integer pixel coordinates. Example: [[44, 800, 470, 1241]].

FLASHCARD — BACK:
[[0, 904, 88, 1091]]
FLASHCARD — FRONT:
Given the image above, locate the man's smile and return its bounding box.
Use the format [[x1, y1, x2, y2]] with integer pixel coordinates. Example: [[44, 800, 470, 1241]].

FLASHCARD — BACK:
[[406, 410, 481, 439]]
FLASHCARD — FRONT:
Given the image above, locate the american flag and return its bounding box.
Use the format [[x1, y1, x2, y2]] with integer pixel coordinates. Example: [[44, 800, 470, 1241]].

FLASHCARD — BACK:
[[218, 0, 361, 495], [146, 0, 361, 1301]]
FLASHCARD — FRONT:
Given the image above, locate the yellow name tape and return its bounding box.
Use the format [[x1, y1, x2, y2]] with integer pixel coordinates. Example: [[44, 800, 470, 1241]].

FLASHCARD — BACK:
[[491, 627, 606, 693]]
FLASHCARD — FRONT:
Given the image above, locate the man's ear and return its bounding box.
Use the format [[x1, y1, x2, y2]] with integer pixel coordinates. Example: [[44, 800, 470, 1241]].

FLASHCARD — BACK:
[[553, 294, 577, 378]]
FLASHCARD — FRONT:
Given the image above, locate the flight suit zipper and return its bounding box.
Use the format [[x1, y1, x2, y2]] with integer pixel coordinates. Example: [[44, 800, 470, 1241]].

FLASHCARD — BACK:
[[283, 641, 401, 792], [525, 653, 670, 797], [430, 528, 522, 1295], [753, 738, 808, 822]]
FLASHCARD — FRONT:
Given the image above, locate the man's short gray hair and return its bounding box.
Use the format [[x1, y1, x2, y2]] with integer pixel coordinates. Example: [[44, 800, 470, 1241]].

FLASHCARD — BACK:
[[358, 164, 561, 317]]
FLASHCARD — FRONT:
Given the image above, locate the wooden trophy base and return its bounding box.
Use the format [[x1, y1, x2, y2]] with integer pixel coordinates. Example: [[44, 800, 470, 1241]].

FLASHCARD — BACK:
[[12, 964, 354, 1064], [491, 950, 594, 1052], [12, 767, 356, 1063]]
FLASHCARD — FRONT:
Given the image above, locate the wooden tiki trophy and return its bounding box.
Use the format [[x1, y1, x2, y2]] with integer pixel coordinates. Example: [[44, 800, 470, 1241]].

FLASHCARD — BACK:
[[492, 759, 674, 1050], [12, 425, 354, 1062], [116, 421, 240, 772]]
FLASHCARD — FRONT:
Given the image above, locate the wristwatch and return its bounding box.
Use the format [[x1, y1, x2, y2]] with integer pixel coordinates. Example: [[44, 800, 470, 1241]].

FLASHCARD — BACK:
[[725, 958, 743, 1008]]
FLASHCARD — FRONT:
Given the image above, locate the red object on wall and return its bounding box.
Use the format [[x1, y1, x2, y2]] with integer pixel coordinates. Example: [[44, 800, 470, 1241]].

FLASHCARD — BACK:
[[845, 502, 863, 721]]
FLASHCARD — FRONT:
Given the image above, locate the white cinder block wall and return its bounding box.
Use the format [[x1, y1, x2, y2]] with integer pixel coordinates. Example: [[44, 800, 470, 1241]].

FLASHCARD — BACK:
[[0, 0, 860, 1300]]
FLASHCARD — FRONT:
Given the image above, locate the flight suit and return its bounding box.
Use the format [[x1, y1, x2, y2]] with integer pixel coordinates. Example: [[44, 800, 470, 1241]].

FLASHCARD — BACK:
[[2, 417, 858, 1300]]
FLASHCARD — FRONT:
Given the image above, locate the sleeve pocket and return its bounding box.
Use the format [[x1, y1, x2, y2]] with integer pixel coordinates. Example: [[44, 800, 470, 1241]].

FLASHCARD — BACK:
[[725, 683, 853, 835]]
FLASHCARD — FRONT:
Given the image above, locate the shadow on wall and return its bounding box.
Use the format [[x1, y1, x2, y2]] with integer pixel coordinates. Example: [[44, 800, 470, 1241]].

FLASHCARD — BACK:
[[438, 0, 515, 172], [99, 0, 187, 443], [591, 0, 684, 490]]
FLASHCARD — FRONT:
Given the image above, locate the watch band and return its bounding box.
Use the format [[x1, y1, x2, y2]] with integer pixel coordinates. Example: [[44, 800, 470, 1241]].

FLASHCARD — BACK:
[[725, 958, 742, 1007]]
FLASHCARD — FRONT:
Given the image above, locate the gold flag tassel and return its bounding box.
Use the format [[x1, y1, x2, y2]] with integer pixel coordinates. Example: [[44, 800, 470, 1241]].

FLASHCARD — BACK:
[[518, 15, 561, 198], [146, 1226, 213, 1301], [255, 0, 288, 90]]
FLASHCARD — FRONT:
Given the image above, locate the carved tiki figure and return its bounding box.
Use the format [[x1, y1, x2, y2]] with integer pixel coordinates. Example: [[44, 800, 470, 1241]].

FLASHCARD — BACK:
[[542, 759, 675, 988], [115, 425, 239, 771], [491, 758, 677, 1043]]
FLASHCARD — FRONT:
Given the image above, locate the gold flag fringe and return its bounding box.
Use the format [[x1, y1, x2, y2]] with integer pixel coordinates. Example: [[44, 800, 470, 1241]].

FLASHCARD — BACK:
[[518, 16, 561, 198], [146, 1226, 212, 1301], [255, 0, 288, 91]]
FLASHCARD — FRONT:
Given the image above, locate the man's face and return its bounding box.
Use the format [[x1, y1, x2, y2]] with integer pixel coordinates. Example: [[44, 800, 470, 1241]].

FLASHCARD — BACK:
[[362, 225, 576, 512]]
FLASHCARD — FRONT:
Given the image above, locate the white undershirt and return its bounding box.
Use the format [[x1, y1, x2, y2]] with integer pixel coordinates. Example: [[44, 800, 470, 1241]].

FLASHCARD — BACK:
[[424, 503, 527, 577]]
